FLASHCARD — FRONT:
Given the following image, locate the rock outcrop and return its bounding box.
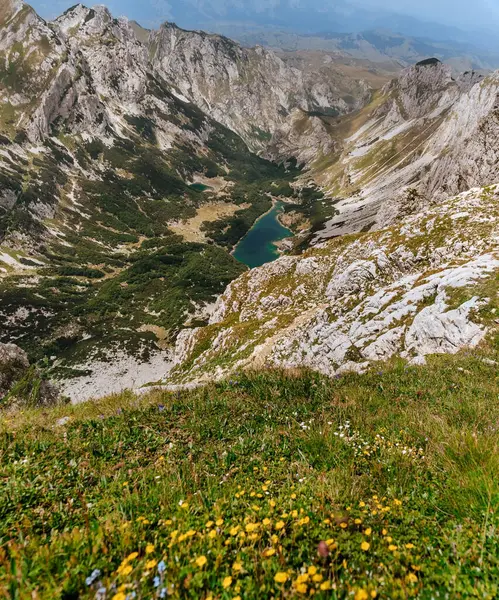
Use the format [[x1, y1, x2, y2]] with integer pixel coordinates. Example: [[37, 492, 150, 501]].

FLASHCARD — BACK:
[[168, 184, 499, 385], [0, 343, 60, 408]]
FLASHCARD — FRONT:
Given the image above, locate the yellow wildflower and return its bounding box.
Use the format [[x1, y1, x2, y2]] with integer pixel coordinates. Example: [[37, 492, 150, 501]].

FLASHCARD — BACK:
[[263, 518, 271, 526], [389, 544, 398, 551], [324, 518, 331, 525], [180, 502, 189, 511], [206, 521, 214, 528], [274, 572, 288, 583], [354, 518, 362, 525], [195, 556, 207, 568], [361, 541, 370, 551], [271, 535, 279, 544], [145, 559, 157, 570], [232, 562, 242, 572], [275, 521, 285, 530], [354, 590, 369, 600], [269, 499, 276, 507], [126, 552, 139, 561], [230, 526, 240, 536], [113, 594, 126, 600], [340, 522, 348, 529], [296, 583, 307, 594], [291, 493, 297, 499], [216, 519, 224, 527], [145, 544, 155, 555], [359, 502, 366, 508], [405, 543, 415, 549], [393, 499, 402, 506], [308, 566, 317, 575], [263, 548, 276, 558], [371, 592, 377, 598], [382, 529, 388, 536], [325, 538, 335, 547], [320, 581, 331, 591], [364, 528, 372, 536], [120, 565, 133, 576], [405, 573, 418, 584], [245, 523, 259, 533], [208, 530, 217, 539], [222, 576, 233, 589]]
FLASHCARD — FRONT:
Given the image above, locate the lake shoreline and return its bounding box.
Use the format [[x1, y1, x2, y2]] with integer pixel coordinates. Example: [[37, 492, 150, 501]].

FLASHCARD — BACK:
[[232, 198, 295, 269]]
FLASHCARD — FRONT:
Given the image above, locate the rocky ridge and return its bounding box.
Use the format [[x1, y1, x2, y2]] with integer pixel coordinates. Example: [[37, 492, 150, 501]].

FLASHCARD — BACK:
[[281, 59, 499, 240], [168, 184, 499, 385]]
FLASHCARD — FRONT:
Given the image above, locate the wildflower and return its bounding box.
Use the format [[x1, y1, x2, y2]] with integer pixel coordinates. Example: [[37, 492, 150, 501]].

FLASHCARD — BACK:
[[245, 523, 259, 533], [263, 548, 276, 557], [263, 518, 271, 526], [232, 562, 242, 572], [382, 529, 388, 536], [120, 565, 133, 576], [223, 576, 233, 589], [153, 576, 160, 588], [320, 581, 331, 591], [216, 519, 224, 526], [405, 543, 415, 549], [269, 499, 276, 507], [230, 526, 240, 536], [208, 529, 217, 539], [206, 521, 214, 528], [371, 592, 377, 598], [113, 594, 126, 600], [157, 561, 166, 574], [313, 574, 323, 583], [291, 493, 297, 499], [359, 502, 366, 507], [340, 522, 348, 529], [361, 541, 370, 551], [85, 569, 101, 586], [388, 544, 398, 551], [317, 541, 329, 558], [196, 556, 207, 568], [275, 521, 285, 530], [126, 553, 139, 561], [364, 528, 372, 536], [308, 566, 317, 575], [354, 590, 369, 600], [296, 583, 307, 593], [274, 572, 288, 583], [145, 544, 155, 554], [354, 518, 362, 525], [146, 559, 157, 570], [406, 573, 418, 584]]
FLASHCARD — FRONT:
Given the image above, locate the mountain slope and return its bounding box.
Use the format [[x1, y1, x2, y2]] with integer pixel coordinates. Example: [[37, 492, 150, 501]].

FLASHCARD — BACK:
[[3, 2, 342, 399], [273, 59, 499, 241], [168, 184, 499, 385]]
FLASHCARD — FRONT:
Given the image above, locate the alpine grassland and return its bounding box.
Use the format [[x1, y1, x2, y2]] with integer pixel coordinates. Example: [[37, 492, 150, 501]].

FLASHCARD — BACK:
[[1, 335, 498, 600]]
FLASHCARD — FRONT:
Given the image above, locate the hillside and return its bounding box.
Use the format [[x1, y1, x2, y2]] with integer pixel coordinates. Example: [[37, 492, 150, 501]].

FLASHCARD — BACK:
[[1, 343, 498, 598]]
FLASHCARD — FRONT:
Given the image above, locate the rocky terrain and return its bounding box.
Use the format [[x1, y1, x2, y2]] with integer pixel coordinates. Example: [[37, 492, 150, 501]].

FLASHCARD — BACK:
[[168, 184, 499, 385], [1, 1, 499, 402], [0, 1, 372, 400]]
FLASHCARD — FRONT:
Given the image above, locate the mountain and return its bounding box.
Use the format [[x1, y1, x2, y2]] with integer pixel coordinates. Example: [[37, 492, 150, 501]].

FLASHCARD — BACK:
[[0, 2, 370, 400]]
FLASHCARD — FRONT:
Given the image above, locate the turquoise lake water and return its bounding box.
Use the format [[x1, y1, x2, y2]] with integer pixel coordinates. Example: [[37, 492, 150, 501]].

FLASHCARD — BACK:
[[233, 202, 293, 269], [189, 183, 212, 192]]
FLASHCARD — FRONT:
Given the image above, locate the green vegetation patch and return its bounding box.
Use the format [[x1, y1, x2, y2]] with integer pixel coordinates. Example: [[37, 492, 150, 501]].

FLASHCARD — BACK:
[[0, 341, 498, 599]]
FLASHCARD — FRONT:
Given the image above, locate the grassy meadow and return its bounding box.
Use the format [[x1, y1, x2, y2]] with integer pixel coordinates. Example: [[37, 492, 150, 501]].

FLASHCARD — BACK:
[[0, 338, 498, 599]]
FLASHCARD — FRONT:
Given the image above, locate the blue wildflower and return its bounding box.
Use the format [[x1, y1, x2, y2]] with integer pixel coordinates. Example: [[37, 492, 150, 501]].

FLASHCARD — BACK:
[[157, 560, 166, 574], [159, 588, 167, 598], [85, 569, 101, 586], [153, 576, 160, 588], [158, 405, 165, 413]]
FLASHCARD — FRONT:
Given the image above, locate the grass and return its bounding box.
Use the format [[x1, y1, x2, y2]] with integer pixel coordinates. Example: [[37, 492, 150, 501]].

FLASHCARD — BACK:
[[1, 340, 498, 599]]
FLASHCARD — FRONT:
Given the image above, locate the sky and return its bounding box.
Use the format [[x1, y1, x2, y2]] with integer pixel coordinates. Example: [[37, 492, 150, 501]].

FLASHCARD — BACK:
[[30, 0, 499, 34]]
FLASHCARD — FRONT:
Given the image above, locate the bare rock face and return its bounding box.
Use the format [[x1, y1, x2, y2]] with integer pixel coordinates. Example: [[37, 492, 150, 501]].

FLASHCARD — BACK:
[[0, 342, 61, 408], [169, 184, 499, 385], [150, 23, 362, 152], [0, 343, 29, 397]]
